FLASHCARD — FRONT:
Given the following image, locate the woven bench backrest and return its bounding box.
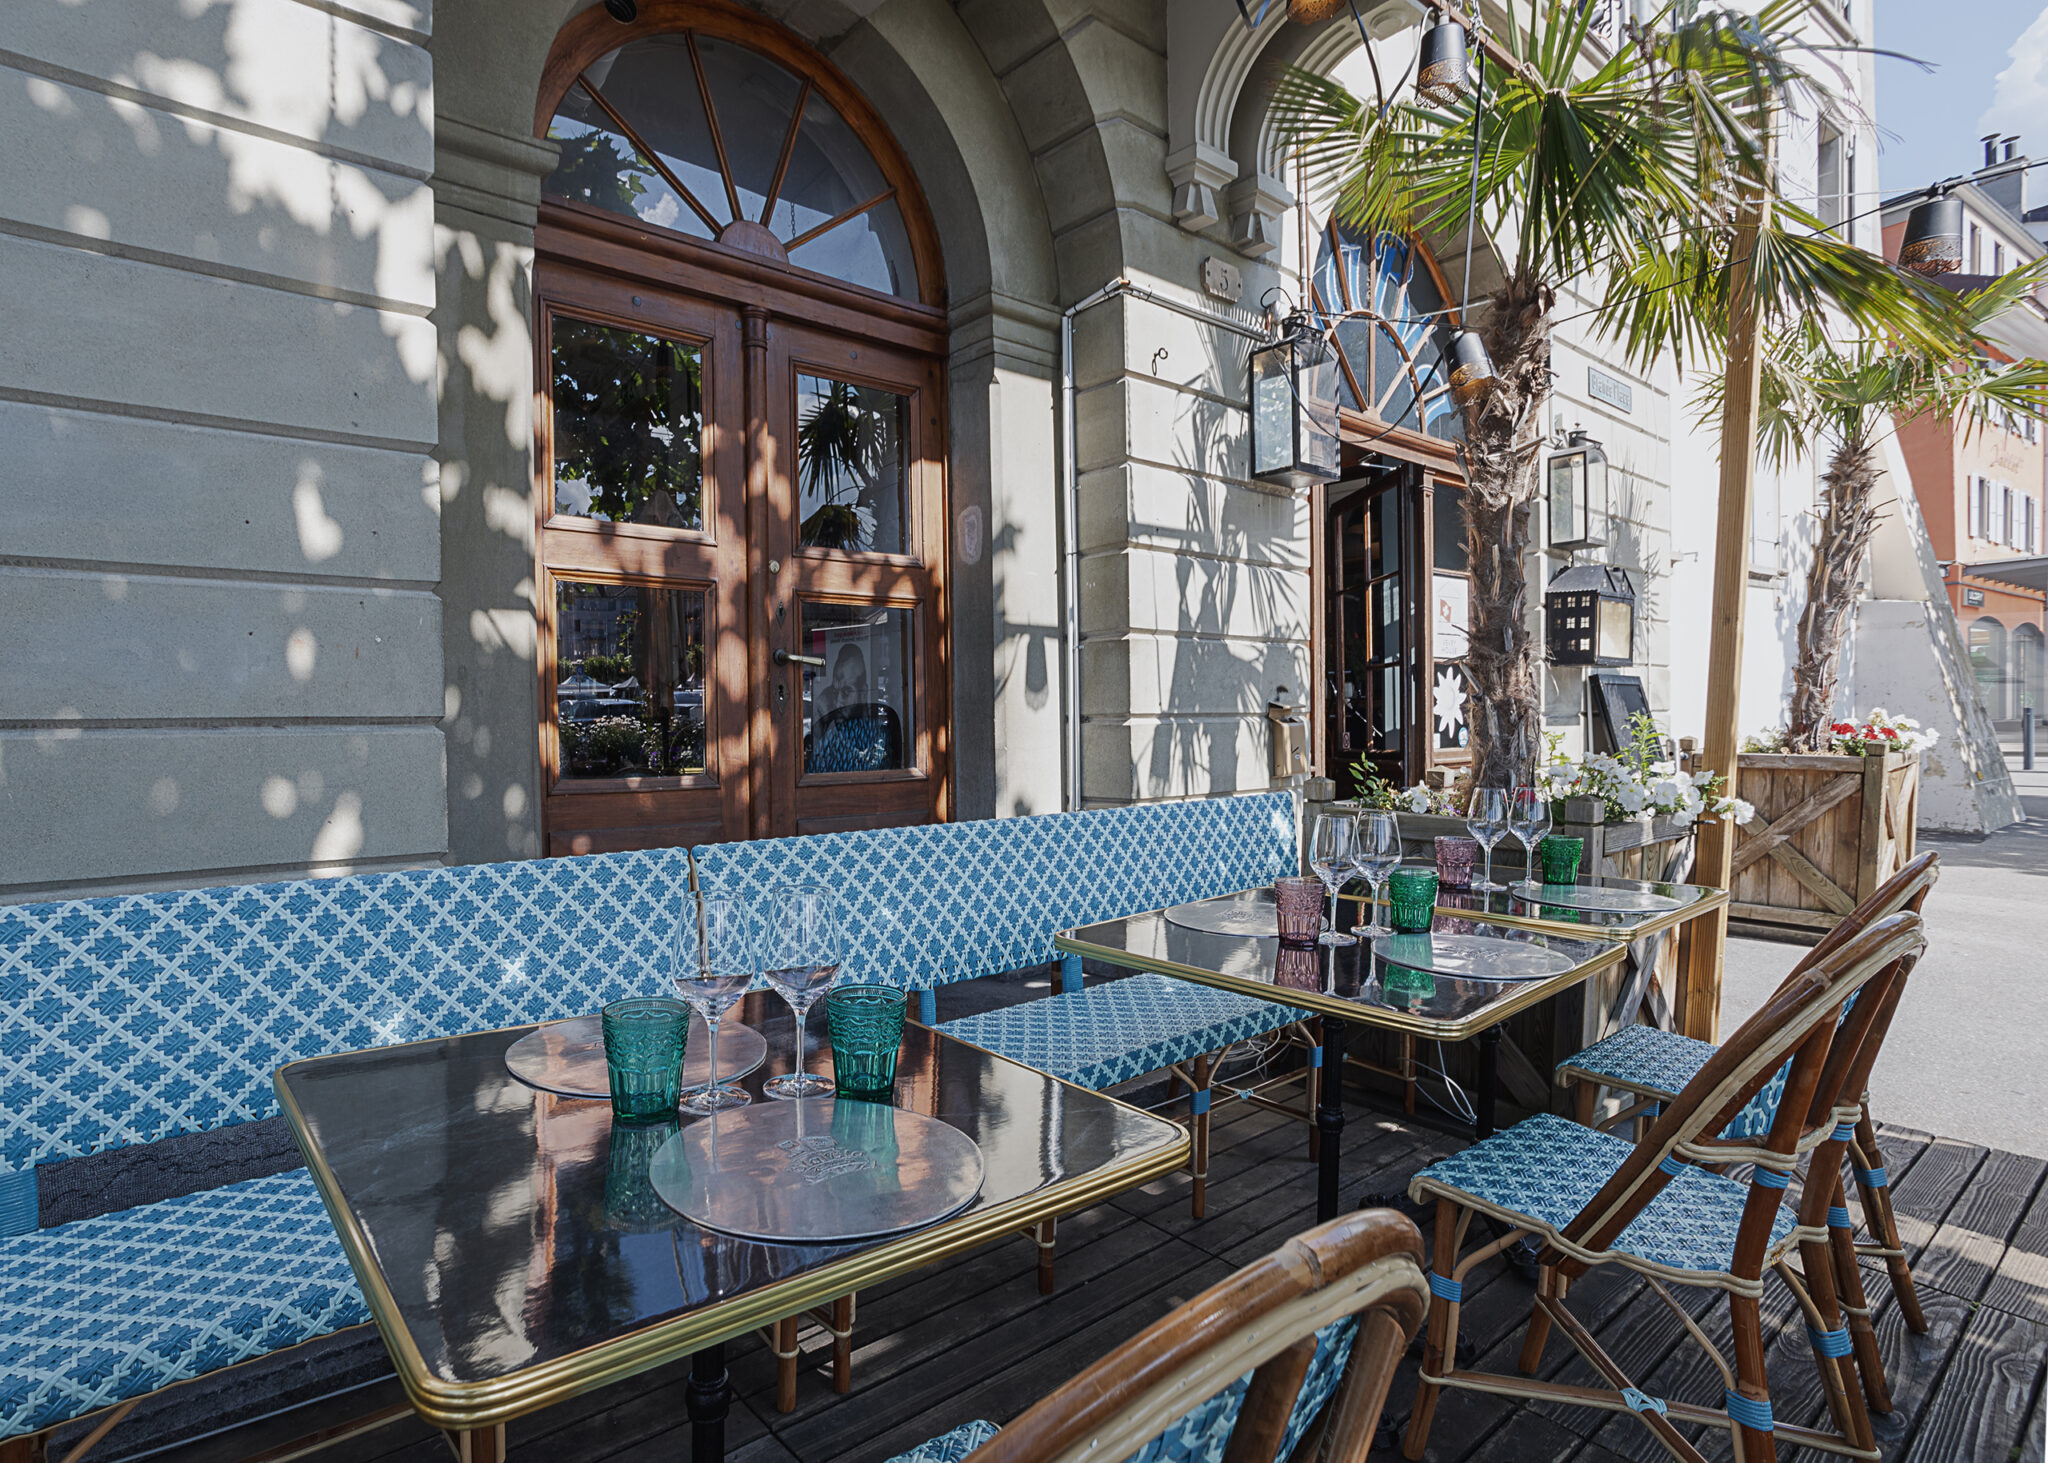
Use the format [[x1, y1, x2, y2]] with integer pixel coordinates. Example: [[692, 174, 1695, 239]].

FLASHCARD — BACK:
[[1, 848, 691, 1172], [689, 793, 1297, 991]]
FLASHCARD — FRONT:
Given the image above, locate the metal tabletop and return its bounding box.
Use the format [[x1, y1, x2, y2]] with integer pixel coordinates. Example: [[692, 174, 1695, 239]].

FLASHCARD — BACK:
[[1341, 871, 1730, 945], [274, 991, 1188, 1445], [1054, 904, 1627, 1043]]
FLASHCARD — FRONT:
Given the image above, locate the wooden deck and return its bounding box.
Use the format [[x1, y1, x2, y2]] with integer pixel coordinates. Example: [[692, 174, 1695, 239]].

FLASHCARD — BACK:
[[151, 1089, 2048, 1463]]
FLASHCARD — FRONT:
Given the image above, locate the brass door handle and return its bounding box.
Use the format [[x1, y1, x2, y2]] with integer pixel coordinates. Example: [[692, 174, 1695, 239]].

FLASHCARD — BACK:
[[773, 649, 825, 668]]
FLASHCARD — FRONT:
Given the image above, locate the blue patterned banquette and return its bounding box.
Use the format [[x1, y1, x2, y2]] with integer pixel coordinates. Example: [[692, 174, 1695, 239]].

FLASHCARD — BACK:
[[0, 847, 691, 1440]]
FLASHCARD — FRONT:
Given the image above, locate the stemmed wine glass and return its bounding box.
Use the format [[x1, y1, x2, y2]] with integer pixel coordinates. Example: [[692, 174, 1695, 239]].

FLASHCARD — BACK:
[[760, 885, 842, 1100], [1308, 813, 1358, 947], [1466, 787, 1510, 893], [674, 894, 754, 1115], [1349, 810, 1402, 939], [1508, 785, 1551, 889]]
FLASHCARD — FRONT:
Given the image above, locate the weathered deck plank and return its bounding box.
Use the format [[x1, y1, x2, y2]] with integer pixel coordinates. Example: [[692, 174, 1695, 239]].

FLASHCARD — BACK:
[[1900, 1305, 2048, 1463]]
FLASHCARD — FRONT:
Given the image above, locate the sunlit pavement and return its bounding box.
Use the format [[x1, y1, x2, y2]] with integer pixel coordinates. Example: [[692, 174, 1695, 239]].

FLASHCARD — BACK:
[[1722, 750, 2048, 1160]]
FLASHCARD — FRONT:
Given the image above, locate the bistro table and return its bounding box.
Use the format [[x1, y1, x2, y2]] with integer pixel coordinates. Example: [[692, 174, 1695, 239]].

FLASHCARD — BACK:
[[275, 992, 1188, 1463], [1053, 903, 1632, 1225], [1352, 870, 1730, 947]]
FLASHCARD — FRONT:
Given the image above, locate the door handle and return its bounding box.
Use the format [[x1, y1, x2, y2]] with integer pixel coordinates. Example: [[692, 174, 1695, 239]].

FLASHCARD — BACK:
[[773, 649, 826, 668]]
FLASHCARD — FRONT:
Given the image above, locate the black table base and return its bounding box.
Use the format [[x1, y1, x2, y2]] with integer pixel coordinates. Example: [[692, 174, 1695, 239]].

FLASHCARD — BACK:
[[1316, 1018, 1348, 1221], [688, 1344, 730, 1463]]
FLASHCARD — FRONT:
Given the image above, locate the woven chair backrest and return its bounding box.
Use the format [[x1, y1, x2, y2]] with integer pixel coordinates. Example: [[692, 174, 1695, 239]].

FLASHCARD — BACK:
[[1, 847, 691, 1172], [689, 793, 1297, 992], [1711, 849, 1938, 1142], [1558, 912, 1925, 1274], [968, 1210, 1430, 1463]]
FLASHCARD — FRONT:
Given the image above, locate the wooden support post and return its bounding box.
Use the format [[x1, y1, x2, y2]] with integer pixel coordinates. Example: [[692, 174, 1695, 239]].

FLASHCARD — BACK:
[[1678, 181, 1771, 1044]]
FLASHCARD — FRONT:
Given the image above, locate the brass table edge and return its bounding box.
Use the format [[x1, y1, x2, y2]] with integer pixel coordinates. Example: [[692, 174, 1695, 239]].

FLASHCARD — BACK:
[[1051, 931, 1628, 1042], [274, 1040, 1191, 1433]]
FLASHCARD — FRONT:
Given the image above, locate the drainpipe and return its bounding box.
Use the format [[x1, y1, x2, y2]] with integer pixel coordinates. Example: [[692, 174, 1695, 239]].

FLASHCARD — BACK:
[[1057, 278, 1274, 811]]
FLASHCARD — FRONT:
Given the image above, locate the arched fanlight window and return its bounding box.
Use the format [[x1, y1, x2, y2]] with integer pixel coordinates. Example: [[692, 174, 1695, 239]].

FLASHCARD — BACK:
[[1310, 220, 1465, 444], [542, 29, 921, 299]]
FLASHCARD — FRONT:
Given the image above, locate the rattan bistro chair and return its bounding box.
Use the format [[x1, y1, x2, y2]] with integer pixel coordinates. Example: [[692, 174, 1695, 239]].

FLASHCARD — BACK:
[[1554, 851, 1939, 1414], [1401, 912, 1925, 1463], [882, 1210, 1430, 1463]]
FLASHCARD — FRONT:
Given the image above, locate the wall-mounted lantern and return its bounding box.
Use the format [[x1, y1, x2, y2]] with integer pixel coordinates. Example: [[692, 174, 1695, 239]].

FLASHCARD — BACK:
[[1545, 563, 1636, 667], [1546, 428, 1609, 550], [1250, 309, 1341, 489]]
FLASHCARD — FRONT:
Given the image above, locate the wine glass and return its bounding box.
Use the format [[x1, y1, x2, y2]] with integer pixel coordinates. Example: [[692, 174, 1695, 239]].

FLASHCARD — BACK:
[[1308, 813, 1358, 947], [1349, 810, 1402, 939], [674, 894, 753, 1115], [1466, 787, 1510, 892], [760, 885, 842, 1100], [1508, 785, 1551, 890]]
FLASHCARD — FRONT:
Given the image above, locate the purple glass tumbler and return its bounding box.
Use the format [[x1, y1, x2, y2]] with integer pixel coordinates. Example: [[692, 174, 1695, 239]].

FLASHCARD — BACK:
[[1434, 837, 1479, 889], [1274, 876, 1324, 948]]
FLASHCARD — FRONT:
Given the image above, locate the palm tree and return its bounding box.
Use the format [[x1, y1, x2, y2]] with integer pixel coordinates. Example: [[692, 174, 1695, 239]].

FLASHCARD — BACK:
[[1729, 264, 2048, 749], [1278, 1, 1957, 787]]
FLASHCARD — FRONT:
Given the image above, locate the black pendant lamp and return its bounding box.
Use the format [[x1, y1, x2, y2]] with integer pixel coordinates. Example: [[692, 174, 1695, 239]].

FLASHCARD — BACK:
[[1417, 13, 1473, 106], [603, 0, 637, 20], [1899, 192, 1964, 276], [1448, 329, 1495, 404]]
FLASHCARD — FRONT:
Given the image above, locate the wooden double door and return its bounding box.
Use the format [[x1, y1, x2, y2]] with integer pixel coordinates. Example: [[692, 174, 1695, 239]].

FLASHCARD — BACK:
[[535, 254, 950, 855]]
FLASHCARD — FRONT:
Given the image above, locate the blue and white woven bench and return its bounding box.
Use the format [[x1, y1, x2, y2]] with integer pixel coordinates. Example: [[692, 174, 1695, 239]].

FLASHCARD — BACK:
[[0, 848, 692, 1458]]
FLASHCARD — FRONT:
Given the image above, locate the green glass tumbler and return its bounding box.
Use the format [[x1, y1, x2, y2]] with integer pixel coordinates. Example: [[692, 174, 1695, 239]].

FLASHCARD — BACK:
[[1538, 836, 1584, 886], [826, 985, 907, 1101], [601, 997, 688, 1123], [1387, 867, 1439, 932]]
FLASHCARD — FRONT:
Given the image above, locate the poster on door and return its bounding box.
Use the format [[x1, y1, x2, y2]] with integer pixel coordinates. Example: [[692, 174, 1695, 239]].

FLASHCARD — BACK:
[[802, 610, 913, 773], [1432, 572, 1470, 660]]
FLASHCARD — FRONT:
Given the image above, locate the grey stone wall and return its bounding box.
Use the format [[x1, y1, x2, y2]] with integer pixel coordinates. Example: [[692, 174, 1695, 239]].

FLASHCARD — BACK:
[[0, 0, 447, 897]]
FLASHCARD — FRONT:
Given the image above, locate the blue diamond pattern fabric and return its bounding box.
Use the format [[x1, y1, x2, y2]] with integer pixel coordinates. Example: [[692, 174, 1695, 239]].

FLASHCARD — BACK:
[[0, 1169, 369, 1440], [1410, 1113, 1800, 1282], [1558, 1026, 1790, 1142], [690, 793, 1296, 994], [939, 975, 1308, 1091], [883, 1420, 1000, 1463], [1275, 1317, 1360, 1460], [0, 848, 693, 1173]]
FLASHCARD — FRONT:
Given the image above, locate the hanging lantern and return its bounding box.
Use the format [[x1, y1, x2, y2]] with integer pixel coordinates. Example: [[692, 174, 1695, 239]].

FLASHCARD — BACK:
[[1899, 193, 1963, 276], [1288, 0, 1347, 20], [1250, 312, 1341, 489], [1545, 564, 1636, 667], [1446, 329, 1495, 404], [602, 0, 637, 19], [1416, 15, 1472, 106], [1547, 429, 1609, 549]]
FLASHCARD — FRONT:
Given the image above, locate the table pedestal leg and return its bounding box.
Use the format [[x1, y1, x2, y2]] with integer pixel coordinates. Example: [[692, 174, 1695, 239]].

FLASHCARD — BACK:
[[688, 1343, 731, 1463], [447, 1426, 504, 1463], [1317, 1018, 1348, 1221], [1475, 1024, 1502, 1140]]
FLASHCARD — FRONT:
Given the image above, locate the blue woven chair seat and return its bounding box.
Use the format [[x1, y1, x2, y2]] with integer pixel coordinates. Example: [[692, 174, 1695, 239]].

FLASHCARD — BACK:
[[939, 975, 1311, 1091], [1410, 1114, 1801, 1283], [1557, 1025, 1788, 1142], [880, 1317, 1358, 1463], [0, 1170, 369, 1440]]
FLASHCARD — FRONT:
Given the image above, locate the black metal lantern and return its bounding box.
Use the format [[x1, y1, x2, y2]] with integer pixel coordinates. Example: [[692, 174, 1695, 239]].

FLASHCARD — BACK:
[[1547, 429, 1609, 549], [1446, 328, 1495, 405], [1545, 564, 1636, 667], [603, 0, 638, 20], [1250, 310, 1341, 488], [1416, 14, 1472, 106], [1899, 192, 1963, 276]]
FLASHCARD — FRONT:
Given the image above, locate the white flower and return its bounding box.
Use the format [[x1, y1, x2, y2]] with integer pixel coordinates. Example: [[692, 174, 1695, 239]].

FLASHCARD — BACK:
[[1672, 806, 1699, 827], [1651, 779, 1681, 806], [1616, 782, 1648, 813], [1730, 798, 1756, 825]]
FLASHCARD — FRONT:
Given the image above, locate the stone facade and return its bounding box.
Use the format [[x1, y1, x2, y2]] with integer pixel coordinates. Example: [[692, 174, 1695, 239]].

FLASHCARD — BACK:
[[0, 0, 1896, 895]]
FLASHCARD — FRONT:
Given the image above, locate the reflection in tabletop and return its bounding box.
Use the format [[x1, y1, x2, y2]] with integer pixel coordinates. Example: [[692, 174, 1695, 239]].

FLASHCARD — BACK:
[[277, 994, 1182, 1388]]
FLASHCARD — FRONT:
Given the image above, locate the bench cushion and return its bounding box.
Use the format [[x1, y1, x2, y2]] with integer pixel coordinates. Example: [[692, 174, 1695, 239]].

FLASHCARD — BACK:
[[0, 1169, 368, 1440], [691, 793, 1295, 992], [938, 975, 1310, 1091], [1, 847, 690, 1172]]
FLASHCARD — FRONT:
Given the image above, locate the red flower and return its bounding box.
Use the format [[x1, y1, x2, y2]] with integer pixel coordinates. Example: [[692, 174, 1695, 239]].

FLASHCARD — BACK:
[[1832, 723, 1854, 734], [1881, 726, 1899, 739]]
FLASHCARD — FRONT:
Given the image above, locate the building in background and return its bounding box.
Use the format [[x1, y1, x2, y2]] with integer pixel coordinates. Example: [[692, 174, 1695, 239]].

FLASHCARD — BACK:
[[1882, 137, 2048, 728]]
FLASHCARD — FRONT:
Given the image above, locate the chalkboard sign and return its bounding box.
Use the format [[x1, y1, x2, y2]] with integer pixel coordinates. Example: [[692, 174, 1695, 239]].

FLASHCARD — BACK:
[[1589, 673, 1652, 753]]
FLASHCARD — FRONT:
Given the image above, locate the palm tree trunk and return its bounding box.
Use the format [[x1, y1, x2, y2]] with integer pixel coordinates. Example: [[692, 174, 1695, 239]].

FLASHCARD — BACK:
[[1460, 272, 1555, 788], [1786, 432, 1881, 752]]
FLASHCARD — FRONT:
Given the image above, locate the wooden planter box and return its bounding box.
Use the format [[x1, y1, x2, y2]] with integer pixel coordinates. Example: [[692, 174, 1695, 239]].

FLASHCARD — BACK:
[[1728, 752, 1920, 936]]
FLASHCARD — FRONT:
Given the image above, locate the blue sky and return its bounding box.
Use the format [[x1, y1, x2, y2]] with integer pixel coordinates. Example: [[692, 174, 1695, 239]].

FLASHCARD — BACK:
[[1874, 1, 2048, 196]]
